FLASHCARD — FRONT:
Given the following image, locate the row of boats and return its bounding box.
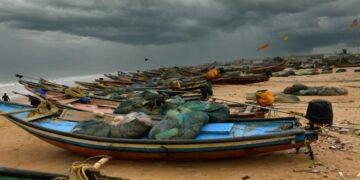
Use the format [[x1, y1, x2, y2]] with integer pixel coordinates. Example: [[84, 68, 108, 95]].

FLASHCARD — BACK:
[[1, 58, 327, 165]]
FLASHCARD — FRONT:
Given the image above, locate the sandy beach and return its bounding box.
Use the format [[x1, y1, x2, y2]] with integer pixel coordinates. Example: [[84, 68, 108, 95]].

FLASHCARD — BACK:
[[1, 72, 360, 180]]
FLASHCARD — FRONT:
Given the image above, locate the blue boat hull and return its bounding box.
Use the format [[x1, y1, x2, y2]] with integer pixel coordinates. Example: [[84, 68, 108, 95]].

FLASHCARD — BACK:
[[2, 101, 318, 160]]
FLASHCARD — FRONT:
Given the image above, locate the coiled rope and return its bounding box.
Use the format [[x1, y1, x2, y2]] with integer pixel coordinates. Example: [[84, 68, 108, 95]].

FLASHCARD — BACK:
[[53, 155, 129, 180]]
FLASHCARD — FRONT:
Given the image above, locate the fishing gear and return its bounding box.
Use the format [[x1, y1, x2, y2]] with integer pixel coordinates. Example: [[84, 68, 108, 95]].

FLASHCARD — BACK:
[[214, 97, 334, 128], [213, 97, 305, 117]]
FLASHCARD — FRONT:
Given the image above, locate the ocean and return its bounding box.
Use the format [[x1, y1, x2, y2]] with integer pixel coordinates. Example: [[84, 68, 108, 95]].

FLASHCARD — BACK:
[[0, 73, 105, 99]]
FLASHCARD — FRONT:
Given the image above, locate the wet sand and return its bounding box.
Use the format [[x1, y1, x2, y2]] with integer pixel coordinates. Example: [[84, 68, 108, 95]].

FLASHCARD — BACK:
[[1, 71, 360, 179]]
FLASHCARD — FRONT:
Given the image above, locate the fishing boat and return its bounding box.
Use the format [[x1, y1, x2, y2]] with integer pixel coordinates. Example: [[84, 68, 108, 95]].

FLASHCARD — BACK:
[[333, 63, 360, 68], [248, 60, 288, 74], [1, 101, 318, 161], [21, 81, 267, 120], [75, 81, 116, 90], [213, 74, 270, 85], [221, 60, 288, 75]]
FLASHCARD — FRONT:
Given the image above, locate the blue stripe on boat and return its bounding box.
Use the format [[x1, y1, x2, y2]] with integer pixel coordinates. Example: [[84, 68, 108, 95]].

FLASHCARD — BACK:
[[195, 134, 231, 139], [34, 119, 77, 133], [200, 123, 234, 134]]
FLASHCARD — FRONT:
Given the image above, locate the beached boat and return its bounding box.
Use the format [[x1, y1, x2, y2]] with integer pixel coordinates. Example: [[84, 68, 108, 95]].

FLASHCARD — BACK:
[[248, 60, 288, 74], [221, 61, 288, 75], [22, 83, 267, 119], [213, 74, 270, 85], [333, 63, 360, 68], [21, 81, 121, 113], [1, 101, 318, 161], [76, 80, 125, 90]]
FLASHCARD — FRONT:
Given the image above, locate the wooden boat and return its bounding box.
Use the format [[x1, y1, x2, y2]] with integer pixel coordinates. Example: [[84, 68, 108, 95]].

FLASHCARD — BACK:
[[1, 101, 318, 161], [222, 61, 288, 74], [213, 74, 270, 85], [75, 81, 123, 90], [248, 61, 288, 74], [96, 79, 132, 86], [20, 80, 266, 119], [333, 63, 360, 68], [21, 81, 121, 114], [0, 167, 65, 179]]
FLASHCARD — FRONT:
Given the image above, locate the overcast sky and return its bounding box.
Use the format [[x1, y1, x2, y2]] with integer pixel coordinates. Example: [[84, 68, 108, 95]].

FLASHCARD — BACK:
[[0, 0, 359, 80]]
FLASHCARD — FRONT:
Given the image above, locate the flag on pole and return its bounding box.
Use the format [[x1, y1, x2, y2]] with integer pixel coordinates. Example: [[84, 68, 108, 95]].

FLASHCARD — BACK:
[[283, 35, 289, 41], [256, 43, 269, 51], [351, 19, 358, 29]]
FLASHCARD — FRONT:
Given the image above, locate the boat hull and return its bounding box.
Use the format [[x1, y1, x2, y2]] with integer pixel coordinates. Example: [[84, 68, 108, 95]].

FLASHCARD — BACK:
[[333, 63, 360, 68], [40, 136, 307, 161], [213, 75, 270, 85], [249, 61, 288, 74], [10, 117, 317, 161]]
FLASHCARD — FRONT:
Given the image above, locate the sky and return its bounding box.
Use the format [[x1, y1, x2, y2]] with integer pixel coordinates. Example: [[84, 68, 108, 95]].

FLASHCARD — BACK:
[[0, 0, 359, 81]]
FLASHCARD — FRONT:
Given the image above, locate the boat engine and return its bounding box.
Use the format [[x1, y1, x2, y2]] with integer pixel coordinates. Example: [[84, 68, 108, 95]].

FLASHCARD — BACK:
[[305, 99, 333, 128]]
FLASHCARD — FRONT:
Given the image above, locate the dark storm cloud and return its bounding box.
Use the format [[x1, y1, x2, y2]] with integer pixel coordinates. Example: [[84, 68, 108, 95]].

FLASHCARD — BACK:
[[263, 0, 360, 53], [0, 0, 359, 52]]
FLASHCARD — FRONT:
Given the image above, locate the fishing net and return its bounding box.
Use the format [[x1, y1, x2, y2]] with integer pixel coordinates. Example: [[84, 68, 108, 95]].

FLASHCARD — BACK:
[[159, 96, 185, 115], [72, 112, 152, 138], [285, 84, 348, 96], [317, 87, 348, 96], [274, 94, 300, 103], [298, 87, 319, 96], [148, 110, 209, 140], [178, 101, 230, 122], [272, 70, 296, 77], [283, 83, 308, 94], [141, 89, 160, 101], [113, 98, 145, 114], [113, 90, 165, 115], [295, 69, 320, 76]]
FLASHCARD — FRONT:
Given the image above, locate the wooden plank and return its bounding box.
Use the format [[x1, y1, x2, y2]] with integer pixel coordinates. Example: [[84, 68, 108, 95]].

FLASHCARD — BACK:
[[57, 98, 80, 104], [244, 106, 253, 113], [90, 98, 119, 107], [59, 109, 115, 122]]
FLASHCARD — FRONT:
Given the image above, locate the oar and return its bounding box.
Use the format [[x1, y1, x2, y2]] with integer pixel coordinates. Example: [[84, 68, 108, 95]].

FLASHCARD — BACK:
[[213, 97, 305, 117], [0, 108, 34, 116]]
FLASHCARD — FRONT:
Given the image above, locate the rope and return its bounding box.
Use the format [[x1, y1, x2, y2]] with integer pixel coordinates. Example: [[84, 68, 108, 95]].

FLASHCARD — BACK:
[[53, 155, 129, 180]]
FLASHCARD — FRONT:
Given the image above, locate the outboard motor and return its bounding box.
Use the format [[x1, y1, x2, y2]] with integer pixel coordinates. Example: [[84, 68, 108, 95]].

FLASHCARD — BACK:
[[305, 99, 333, 129]]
